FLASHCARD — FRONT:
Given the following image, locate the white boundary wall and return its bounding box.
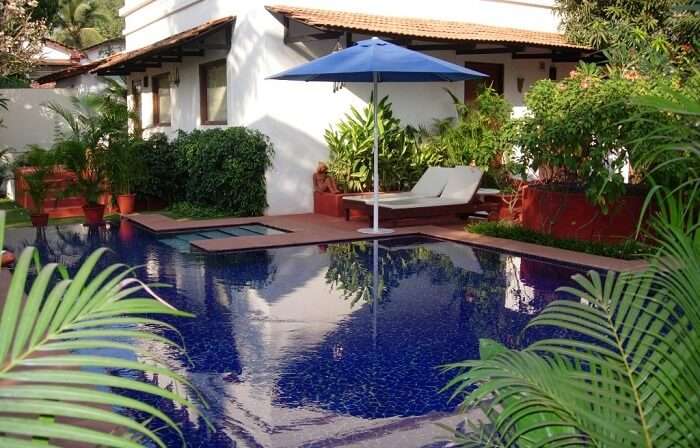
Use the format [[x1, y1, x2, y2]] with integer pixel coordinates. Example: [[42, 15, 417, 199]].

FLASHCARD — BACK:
[[0, 88, 75, 197]]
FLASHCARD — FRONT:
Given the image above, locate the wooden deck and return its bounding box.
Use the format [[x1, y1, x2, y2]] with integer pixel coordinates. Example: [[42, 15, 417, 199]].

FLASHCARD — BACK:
[[127, 213, 648, 272]]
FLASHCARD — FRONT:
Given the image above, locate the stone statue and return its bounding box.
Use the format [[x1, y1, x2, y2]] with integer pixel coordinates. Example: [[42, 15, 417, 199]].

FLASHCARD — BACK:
[[313, 162, 340, 194]]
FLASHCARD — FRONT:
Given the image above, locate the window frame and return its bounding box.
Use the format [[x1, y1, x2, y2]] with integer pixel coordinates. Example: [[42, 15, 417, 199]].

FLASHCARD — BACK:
[[152, 72, 172, 127], [199, 59, 228, 126]]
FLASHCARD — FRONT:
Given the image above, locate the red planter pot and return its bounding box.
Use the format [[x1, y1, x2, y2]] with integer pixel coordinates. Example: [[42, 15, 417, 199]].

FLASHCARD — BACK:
[[117, 194, 136, 215], [521, 185, 645, 243], [30, 213, 49, 227], [313, 191, 366, 218], [83, 204, 106, 226]]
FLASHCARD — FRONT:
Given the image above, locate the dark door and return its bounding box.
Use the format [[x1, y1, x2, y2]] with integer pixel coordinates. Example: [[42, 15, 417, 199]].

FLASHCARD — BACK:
[[464, 62, 504, 102]]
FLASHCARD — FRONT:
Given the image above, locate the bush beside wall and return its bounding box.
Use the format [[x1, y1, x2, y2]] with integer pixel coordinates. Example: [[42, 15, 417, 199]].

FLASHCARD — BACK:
[[133, 133, 184, 204], [134, 127, 274, 217]]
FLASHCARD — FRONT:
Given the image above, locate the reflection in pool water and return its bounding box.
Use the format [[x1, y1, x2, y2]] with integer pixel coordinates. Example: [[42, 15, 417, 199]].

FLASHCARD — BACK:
[[5, 221, 587, 447]]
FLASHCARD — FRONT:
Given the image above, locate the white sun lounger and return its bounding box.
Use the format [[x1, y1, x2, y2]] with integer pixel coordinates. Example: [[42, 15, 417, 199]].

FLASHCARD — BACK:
[[343, 166, 451, 204], [343, 166, 486, 224]]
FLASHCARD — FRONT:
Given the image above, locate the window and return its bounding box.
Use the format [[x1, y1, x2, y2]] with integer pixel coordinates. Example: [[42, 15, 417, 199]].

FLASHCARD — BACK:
[[199, 60, 227, 125], [152, 73, 171, 127]]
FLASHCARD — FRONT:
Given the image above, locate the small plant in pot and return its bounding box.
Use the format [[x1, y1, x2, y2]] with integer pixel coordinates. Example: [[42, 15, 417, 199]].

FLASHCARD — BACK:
[[19, 146, 56, 227], [106, 136, 144, 215], [54, 137, 108, 225], [49, 95, 112, 225]]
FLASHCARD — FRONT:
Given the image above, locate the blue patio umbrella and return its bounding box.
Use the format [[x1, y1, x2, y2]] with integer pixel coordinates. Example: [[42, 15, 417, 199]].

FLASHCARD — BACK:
[[268, 37, 487, 234]]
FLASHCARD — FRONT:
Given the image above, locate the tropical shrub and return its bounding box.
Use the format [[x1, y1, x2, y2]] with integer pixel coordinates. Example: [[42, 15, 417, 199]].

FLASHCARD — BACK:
[[0, 211, 205, 446], [17, 145, 56, 214], [49, 81, 131, 205], [174, 127, 274, 216], [425, 88, 512, 170], [104, 136, 145, 196], [325, 95, 429, 192], [49, 95, 111, 205], [132, 132, 184, 204], [513, 63, 673, 209]]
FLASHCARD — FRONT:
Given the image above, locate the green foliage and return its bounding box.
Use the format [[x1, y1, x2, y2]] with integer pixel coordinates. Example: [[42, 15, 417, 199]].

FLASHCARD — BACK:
[[50, 80, 130, 204], [0, 75, 30, 88], [18, 146, 56, 214], [629, 71, 700, 200], [53, 0, 107, 48], [131, 133, 183, 203], [425, 88, 512, 171], [556, 0, 700, 75], [513, 63, 682, 209], [93, 0, 124, 42], [325, 95, 426, 192], [165, 201, 231, 220], [174, 127, 274, 216], [0, 211, 206, 446], [467, 221, 648, 260], [104, 136, 144, 195]]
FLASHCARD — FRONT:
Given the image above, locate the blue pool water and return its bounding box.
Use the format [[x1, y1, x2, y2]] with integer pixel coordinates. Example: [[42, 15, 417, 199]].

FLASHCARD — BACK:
[[5, 221, 588, 447]]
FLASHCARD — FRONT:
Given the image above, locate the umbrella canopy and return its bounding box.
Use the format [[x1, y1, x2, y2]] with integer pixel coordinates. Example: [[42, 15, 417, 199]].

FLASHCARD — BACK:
[[268, 37, 488, 234], [268, 37, 487, 82]]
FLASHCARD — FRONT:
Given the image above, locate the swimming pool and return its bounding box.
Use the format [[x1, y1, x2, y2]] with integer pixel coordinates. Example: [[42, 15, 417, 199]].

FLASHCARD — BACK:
[[5, 221, 587, 447]]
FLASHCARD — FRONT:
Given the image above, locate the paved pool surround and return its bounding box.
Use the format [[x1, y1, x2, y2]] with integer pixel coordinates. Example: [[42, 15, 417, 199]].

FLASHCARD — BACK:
[[128, 213, 648, 272]]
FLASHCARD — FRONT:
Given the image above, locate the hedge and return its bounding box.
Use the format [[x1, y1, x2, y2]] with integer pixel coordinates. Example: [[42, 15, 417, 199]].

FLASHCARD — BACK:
[[134, 127, 274, 217]]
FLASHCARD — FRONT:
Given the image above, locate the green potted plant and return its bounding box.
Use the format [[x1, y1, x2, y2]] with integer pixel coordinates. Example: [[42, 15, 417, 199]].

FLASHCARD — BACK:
[[49, 95, 111, 225], [106, 135, 144, 215], [53, 135, 108, 225], [19, 146, 56, 227]]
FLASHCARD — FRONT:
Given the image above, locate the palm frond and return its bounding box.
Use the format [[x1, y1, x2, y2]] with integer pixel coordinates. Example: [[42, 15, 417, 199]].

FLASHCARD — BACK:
[[0, 211, 207, 446]]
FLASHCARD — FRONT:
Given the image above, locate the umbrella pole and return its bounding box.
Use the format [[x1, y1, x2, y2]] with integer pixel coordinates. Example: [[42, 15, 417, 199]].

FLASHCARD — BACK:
[[358, 72, 393, 235], [372, 73, 380, 233]]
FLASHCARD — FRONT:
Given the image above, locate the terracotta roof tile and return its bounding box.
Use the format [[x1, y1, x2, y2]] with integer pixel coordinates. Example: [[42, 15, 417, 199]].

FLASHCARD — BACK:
[[93, 16, 235, 74], [36, 54, 121, 84], [266, 5, 590, 50]]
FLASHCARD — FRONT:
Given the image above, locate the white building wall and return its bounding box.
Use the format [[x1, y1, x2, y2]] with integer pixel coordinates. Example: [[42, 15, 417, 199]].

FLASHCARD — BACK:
[[122, 0, 573, 215]]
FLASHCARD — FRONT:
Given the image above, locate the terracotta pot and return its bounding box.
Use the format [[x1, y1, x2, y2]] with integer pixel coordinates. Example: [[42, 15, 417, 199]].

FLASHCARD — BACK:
[[30, 212, 49, 227], [83, 203, 106, 225], [117, 194, 136, 215], [1, 250, 16, 267], [521, 184, 646, 243]]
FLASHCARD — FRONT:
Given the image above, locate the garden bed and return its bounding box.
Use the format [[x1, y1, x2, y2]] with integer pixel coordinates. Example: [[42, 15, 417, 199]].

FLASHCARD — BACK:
[[467, 221, 649, 260]]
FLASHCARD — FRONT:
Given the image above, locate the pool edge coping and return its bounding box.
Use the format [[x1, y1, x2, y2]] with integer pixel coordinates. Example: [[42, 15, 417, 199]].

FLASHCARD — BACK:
[[125, 213, 649, 273]]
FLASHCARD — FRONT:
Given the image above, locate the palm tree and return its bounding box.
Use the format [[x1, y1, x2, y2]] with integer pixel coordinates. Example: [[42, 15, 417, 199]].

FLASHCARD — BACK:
[[53, 0, 107, 49]]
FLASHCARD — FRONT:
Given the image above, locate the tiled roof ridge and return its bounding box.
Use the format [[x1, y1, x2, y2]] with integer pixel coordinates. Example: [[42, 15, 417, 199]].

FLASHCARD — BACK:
[[266, 4, 591, 50]]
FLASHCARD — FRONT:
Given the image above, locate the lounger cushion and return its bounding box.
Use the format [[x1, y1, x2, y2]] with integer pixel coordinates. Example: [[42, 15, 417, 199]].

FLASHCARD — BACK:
[[440, 166, 482, 201], [379, 197, 467, 209], [411, 167, 451, 197]]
